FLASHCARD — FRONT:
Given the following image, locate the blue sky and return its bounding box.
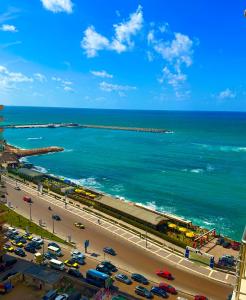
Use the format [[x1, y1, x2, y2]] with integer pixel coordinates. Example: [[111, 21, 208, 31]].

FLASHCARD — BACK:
[[0, 0, 246, 111]]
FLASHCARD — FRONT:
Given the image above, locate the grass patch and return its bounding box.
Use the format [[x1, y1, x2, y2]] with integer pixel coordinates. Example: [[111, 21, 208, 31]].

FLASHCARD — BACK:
[[189, 251, 210, 266], [0, 204, 67, 244]]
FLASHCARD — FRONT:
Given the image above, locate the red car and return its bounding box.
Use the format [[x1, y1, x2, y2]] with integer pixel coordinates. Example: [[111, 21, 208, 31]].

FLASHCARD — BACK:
[[159, 282, 177, 294], [23, 196, 32, 203], [231, 242, 241, 251], [194, 296, 208, 300], [156, 270, 173, 280]]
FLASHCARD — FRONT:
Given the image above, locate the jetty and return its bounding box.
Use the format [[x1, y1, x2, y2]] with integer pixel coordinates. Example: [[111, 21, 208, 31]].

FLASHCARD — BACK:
[[4, 144, 64, 158], [5, 123, 172, 133]]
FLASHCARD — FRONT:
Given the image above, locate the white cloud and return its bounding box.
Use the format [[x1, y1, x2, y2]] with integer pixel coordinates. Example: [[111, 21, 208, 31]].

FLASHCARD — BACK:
[[40, 0, 73, 13], [81, 26, 110, 58], [0, 65, 33, 92], [51, 76, 62, 81], [34, 73, 47, 82], [91, 70, 113, 78], [160, 66, 187, 88], [64, 85, 74, 92], [0, 24, 18, 32], [81, 6, 143, 57], [111, 5, 143, 53], [100, 81, 136, 92], [217, 88, 236, 100]]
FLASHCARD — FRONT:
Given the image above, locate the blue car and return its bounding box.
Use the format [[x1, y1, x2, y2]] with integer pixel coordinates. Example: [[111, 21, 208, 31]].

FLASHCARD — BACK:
[[115, 273, 132, 285], [14, 236, 27, 244], [28, 241, 42, 249], [25, 244, 36, 253], [44, 252, 57, 260], [151, 286, 168, 298], [48, 242, 61, 249], [131, 273, 149, 285], [72, 256, 85, 265], [14, 247, 26, 257], [103, 247, 116, 256]]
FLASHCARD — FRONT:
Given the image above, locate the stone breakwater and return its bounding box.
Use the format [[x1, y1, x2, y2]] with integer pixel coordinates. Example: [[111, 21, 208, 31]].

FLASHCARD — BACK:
[[5, 144, 64, 158], [5, 123, 172, 133]]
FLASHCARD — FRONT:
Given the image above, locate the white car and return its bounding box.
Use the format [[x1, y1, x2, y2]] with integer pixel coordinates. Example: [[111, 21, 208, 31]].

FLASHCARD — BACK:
[[32, 237, 44, 245], [71, 249, 85, 259], [55, 294, 69, 300], [8, 227, 19, 235]]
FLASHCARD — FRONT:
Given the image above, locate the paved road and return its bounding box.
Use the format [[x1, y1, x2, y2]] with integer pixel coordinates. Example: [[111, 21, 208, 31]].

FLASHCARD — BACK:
[[3, 177, 233, 299]]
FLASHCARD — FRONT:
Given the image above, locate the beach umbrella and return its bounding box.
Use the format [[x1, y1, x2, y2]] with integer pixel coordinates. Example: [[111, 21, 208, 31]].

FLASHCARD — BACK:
[[168, 223, 177, 229], [186, 232, 195, 238], [178, 227, 187, 233]]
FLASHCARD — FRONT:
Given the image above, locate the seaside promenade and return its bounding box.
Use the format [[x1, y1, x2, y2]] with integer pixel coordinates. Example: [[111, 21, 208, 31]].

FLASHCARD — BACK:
[[2, 174, 234, 299]]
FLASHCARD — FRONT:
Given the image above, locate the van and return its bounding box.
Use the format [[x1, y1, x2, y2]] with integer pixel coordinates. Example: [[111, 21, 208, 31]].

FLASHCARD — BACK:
[[42, 289, 57, 300], [49, 259, 65, 271], [48, 245, 62, 257]]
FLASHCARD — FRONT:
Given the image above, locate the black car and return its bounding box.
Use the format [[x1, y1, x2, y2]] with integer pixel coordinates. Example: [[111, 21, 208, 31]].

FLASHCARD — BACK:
[[14, 247, 26, 257], [68, 268, 83, 278], [103, 247, 116, 256], [28, 241, 42, 249], [135, 286, 153, 298], [44, 252, 57, 260], [131, 273, 149, 285], [96, 264, 112, 275], [48, 242, 61, 249], [223, 241, 231, 248], [150, 286, 168, 298], [101, 261, 117, 272], [216, 237, 225, 245], [52, 214, 61, 221], [14, 236, 27, 244], [25, 244, 36, 253]]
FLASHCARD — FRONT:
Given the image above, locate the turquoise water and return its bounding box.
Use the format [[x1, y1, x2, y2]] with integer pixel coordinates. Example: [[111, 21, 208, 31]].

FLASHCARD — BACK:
[[3, 106, 246, 240]]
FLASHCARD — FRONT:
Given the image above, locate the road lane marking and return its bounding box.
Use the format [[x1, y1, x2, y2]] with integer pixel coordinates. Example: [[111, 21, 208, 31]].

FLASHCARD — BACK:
[[209, 270, 214, 277]]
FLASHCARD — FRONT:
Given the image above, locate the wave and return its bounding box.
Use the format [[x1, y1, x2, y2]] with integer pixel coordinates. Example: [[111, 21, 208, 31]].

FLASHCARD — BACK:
[[63, 149, 74, 153], [33, 165, 48, 174], [194, 143, 246, 153], [27, 137, 43, 140], [190, 168, 204, 174]]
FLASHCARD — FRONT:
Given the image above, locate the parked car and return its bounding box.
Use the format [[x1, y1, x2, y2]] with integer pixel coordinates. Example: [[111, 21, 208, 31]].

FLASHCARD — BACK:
[[3, 243, 14, 252], [7, 227, 19, 235], [74, 222, 85, 229], [67, 268, 83, 278], [115, 273, 132, 285], [64, 259, 79, 268], [42, 289, 57, 300], [159, 283, 177, 294], [14, 186, 21, 191], [14, 236, 27, 244], [48, 242, 61, 249], [216, 237, 224, 245], [135, 286, 153, 298], [52, 214, 61, 221], [194, 296, 208, 300], [32, 237, 44, 245], [11, 240, 24, 248], [131, 273, 149, 285], [96, 264, 112, 275], [71, 256, 85, 265], [71, 249, 85, 259], [14, 247, 26, 257], [231, 242, 241, 251], [103, 247, 116, 256], [156, 270, 173, 280], [101, 261, 117, 272], [25, 244, 36, 253], [55, 294, 69, 300], [44, 252, 57, 260], [28, 241, 42, 249], [23, 233, 33, 240], [151, 286, 168, 298], [5, 231, 17, 239], [222, 241, 231, 248]]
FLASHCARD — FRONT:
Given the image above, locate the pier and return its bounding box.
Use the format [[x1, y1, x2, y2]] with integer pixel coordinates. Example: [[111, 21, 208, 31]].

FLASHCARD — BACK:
[[5, 123, 171, 133], [4, 144, 64, 158]]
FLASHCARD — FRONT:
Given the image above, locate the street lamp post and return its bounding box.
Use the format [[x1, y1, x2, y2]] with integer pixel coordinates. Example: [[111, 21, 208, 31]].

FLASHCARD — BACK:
[[52, 217, 55, 233], [29, 203, 32, 221], [145, 230, 148, 248]]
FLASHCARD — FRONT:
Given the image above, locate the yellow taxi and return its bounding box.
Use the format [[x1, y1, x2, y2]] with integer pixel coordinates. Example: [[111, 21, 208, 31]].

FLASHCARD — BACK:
[[64, 259, 79, 268], [3, 244, 14, 252], [74, 222, 85, 229], [11, 240, 23, 247], [23, 233, 33, 240]]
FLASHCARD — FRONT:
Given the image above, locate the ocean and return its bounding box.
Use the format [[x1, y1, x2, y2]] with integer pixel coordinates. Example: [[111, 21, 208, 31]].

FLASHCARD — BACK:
[[3, 106, 246, 240]]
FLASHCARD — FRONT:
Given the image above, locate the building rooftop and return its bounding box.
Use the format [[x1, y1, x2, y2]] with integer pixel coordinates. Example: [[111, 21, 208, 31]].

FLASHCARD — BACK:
[[99, 195, 168, 226], [17, 168, 44, 179], [23, 264, 63, 284]]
